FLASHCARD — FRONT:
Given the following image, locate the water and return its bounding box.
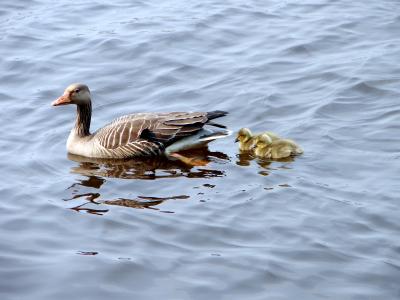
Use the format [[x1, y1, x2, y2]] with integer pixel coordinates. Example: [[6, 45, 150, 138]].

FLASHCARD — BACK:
[[1, 0, 400, 299]]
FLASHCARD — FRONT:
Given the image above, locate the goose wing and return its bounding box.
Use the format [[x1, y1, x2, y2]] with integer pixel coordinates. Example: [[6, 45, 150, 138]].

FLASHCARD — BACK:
[[94, 112, 216, 156]]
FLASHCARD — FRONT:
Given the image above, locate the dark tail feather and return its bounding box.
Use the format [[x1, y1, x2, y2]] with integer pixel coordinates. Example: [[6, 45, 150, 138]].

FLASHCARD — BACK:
[[206, 110, 228, 120], [207, 121, 227, 129], [206, 110, 228, 128]]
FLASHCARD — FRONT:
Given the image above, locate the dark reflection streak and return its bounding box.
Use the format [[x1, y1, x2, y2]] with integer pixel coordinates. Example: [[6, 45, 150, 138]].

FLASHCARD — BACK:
[[67, 175, 105, 189], [77, 251, 98, 256], [102, 198, 164, 210], [138, 195, 190, 201], [70, 203, 109, 215], [101, 194, 190, 210], [63, 192, 100, 202]]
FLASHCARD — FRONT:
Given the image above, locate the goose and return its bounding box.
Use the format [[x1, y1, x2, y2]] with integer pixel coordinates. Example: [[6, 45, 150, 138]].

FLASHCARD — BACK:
[[235, 128, 280, 151], [52, 83, 229, 159], [254, 133, 303, 159]]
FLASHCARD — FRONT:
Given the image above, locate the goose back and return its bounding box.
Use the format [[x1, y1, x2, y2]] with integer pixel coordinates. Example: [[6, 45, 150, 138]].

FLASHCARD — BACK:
[[89, 111, 225, 158]]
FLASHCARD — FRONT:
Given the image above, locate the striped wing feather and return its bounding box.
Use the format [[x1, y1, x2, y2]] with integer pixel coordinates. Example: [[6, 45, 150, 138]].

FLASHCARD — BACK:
[[105, 139, 164, 157], [95, 112, 209, 156]]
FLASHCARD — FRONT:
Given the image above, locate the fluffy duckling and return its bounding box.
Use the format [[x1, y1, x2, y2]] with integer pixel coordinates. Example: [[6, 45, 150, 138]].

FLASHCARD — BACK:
[[254, 133, 303, 159], [235, 128, 281, 151], [235, 128, 256, 151], [260, 131, 280, 142]]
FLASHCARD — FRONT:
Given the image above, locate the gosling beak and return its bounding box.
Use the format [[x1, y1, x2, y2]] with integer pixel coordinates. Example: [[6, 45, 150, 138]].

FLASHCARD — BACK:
[[52, 93, 71, 106], [234, 137, 239, 143]]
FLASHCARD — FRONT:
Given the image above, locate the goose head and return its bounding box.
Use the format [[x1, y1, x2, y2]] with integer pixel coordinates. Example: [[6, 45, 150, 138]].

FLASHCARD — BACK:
[[52, 83, 91, 106], [255, 133, 273, 149], [235, 128, 253, 143]]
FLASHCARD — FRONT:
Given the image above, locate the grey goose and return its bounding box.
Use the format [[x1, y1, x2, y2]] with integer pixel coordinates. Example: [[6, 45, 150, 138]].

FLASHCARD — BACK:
[[52, 83, 229, 159]]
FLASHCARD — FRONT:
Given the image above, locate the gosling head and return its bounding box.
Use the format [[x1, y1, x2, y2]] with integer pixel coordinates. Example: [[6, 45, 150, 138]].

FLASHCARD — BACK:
[[255, 133, 273, 148], [52, 83, 91, 106], [235, 128, 253, 143]]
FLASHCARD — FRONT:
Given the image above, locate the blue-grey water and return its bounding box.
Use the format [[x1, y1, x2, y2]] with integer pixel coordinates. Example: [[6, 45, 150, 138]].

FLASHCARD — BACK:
[[1, 0, 400, 299]]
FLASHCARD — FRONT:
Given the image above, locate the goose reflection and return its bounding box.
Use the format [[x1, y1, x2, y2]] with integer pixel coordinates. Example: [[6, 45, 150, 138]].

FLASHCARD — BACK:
[[68, 148, 229, 180], [66, 191, 190, 215], [65, 148, 229, 214]]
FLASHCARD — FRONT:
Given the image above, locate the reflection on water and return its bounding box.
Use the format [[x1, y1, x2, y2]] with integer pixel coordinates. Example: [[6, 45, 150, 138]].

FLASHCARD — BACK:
[[235, 152, 254, 167], [65, 148, 300, 214], [68, 148, 229, 180], [65, 148, 230, 214], [235, 151, 295, 175], [65, 190, 108, 215], [67, 190, 190, 215], [77, 251, 99, 256], [2, 0, 399, 297], [103, 195, 190, 213]]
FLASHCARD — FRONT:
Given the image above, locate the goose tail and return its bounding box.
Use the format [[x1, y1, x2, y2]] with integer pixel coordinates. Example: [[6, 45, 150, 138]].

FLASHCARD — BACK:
[[206, 110, 228, 128], [165, 128, 231, 154]]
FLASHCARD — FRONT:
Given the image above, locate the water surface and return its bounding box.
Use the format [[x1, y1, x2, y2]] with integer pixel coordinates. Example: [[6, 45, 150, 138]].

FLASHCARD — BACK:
[[1, 0, 400, 299]]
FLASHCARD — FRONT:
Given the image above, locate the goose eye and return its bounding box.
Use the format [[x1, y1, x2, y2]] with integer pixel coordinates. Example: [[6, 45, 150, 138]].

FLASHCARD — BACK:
[[74, 88, 80, 93]]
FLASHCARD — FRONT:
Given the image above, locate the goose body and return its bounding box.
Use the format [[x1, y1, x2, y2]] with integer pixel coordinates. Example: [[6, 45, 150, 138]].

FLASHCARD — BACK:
[[53, 84, 229, 159]]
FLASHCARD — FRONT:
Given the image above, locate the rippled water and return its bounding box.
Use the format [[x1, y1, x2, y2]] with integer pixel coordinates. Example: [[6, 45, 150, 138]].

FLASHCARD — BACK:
[[1, 0, 400, 299]]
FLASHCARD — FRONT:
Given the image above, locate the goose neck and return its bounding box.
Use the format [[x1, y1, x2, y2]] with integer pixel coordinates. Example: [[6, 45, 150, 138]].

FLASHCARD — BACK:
[[75, 102, 92, 137]]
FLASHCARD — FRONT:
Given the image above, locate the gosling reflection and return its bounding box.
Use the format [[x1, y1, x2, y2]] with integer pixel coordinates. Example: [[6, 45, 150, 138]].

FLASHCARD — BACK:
[[236, 151, 295, 171]]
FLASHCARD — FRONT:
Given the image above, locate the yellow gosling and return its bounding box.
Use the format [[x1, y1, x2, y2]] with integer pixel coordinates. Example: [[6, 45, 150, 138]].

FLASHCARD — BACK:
[[254, 133, 273, 157], [235, 128, 256, 151], [254, 134, 303, 159], [261, 131, 280, 141], [235, 128, 281, 151]]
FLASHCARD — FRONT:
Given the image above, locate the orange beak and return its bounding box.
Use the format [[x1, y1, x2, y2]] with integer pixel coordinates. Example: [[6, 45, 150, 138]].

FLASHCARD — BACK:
[[52, 93, 72, 106]]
